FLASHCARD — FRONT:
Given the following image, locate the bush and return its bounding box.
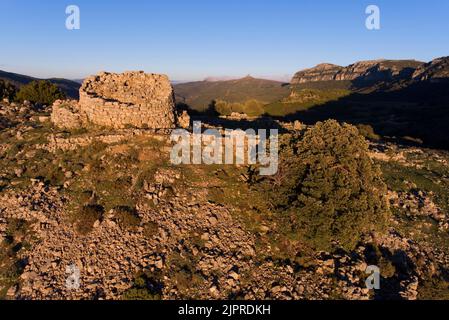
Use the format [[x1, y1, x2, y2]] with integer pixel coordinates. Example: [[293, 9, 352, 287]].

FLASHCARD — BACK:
[[113, 206, 141, 230], [0, 80, 16, 101], [214, 99, 265, 117], [122, 272, 163, 300], [16, 80, 65, 105], [76, 205, 104, 235], [356, 124, 381, 141], [256, 120, 390, 252]]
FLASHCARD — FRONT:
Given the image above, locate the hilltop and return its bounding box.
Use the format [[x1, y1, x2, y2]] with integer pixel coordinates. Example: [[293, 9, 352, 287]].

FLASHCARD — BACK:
[[173, 76, 290, 111], [2, 70, 449, 300]]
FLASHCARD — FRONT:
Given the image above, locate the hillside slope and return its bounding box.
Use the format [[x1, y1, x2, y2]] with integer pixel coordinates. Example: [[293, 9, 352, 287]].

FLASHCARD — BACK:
[[174, 76, 290, 111], [0, 70, 81, 99], [275, 56, 449, 149], [2, 98, 449, 300]]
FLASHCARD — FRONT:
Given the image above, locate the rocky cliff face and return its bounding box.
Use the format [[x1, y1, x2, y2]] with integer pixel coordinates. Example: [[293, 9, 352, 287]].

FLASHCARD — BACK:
[[412, 56, 449, 81], [290, 63, 344, 84], [291, 59, 424, 86]]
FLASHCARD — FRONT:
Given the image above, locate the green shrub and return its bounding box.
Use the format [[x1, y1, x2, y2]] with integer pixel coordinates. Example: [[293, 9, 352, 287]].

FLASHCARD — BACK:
[[76, 205, 104, 235], [378, 257, 396, 278], [255, 120, 390, 252], [0, 219, 32, 299], [113, 206, 141, 230], [122, 272, 163, 300], [356, 124, 381, 141], [214, 100, 233, 115], [214, 99, 266, 117], [143, 221, 159, 238], [0, 80, 17, 101], [242, 99, 265, 116], [16, 80, 65, 105]]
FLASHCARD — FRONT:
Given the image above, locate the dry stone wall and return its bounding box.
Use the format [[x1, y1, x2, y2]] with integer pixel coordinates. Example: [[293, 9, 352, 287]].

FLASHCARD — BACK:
[[52, 71, 179, 130], [51, 100, 85, 130]]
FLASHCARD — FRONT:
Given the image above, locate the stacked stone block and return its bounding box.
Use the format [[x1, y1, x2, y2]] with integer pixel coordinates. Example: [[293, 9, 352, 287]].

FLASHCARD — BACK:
[[51, 71, 177, 130]]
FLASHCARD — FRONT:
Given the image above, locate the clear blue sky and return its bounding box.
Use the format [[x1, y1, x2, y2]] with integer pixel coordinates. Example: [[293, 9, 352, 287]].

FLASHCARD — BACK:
[[0, 0, 448, 81]]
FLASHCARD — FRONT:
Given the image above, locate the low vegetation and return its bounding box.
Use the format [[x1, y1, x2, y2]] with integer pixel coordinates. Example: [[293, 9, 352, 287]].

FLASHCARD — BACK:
[[2, 91, 449, 299], [214, 99, 265, 117], [75, 205, 104, 235], [112, 206, 141, 231], [15, 80, 66, 105], [264, 88, 351, 116], [253, 120, 390, 252], [0, 219, 33, 299], [122, 271, 163, 300], [0, 80, 16, 101]]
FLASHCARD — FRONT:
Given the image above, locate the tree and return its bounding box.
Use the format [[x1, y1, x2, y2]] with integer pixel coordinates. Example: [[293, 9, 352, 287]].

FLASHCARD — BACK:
[[16, 80, 65, 105], [255, 120, 390, 252], [0, 80, 17, 101]]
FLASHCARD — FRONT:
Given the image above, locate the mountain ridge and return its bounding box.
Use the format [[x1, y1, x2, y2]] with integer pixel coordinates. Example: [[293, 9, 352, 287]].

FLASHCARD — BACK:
[[291, 59, 426, 89]]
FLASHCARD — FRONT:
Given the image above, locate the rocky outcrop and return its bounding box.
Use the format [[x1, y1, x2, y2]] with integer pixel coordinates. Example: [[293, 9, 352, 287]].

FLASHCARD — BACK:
[[176, 110, 190, 129], [51, 71, 178, 130], [291, 59, 424, 86], [291, 63, 344, 84], [412, 56, 449, 81], [337, 60, 420, 83]]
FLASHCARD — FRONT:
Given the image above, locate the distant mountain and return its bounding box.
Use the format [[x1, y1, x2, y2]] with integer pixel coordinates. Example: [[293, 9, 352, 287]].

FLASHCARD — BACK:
[[203, 76, 240, 82], [170, 80, 189, 85], [412, 56, 449, 81], [0, 70, 81, 99], [71, 79, 85, 85], [289, 57, 449, 97], [291, 59, 424, 91], [203, 74, 292, 83], [279, 56, 449, 149], [173, 75, 290, 111]]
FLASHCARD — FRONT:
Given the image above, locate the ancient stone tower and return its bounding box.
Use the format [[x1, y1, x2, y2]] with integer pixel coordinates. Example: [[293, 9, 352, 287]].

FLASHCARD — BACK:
[[52, 71, 179, 130]]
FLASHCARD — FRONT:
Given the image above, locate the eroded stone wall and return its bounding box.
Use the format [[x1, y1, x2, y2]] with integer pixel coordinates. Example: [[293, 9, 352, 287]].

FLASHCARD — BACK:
[[51, 100, 85, 130], [51, 71, 178, 130]]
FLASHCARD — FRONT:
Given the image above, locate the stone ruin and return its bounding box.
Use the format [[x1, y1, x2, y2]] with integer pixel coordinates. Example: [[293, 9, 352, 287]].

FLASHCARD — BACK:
[[51, 71, 189, 130]]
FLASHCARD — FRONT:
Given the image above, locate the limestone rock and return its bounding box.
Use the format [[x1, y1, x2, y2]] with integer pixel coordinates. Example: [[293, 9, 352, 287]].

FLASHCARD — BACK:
[[51, 71, 177, 130], [177, 110, 190, 129], [51, 100, 84, 129], [291, 60, 423, 86]]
